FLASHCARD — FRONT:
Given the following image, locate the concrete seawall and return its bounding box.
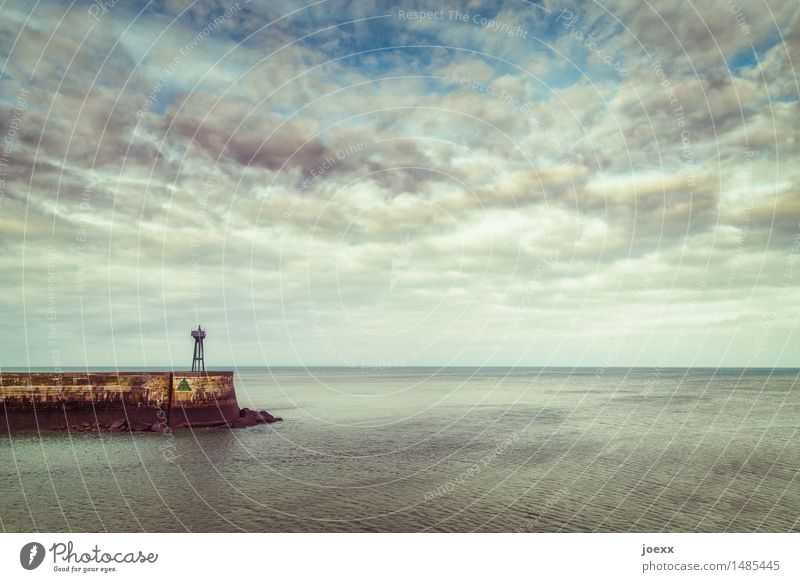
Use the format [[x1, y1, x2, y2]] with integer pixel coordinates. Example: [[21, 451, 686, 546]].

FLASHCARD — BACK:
[[0, 371, 241, 432]]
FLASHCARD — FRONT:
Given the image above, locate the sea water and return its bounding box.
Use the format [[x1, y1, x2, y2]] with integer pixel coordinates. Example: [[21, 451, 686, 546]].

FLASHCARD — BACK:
[[1, 367, 798, 532]]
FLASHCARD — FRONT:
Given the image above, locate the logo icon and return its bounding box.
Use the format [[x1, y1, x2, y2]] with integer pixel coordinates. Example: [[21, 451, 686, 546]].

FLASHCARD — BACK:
[[20, 542, 45, 570]]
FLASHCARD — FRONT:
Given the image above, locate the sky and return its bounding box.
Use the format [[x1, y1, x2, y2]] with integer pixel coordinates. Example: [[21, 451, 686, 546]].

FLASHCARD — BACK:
[[0, 0, 798, 368]]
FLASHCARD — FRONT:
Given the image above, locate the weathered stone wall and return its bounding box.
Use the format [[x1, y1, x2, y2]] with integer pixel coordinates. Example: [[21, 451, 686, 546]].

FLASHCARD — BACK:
[[0, 371, 238, 432], [169, 372, 239, 428]]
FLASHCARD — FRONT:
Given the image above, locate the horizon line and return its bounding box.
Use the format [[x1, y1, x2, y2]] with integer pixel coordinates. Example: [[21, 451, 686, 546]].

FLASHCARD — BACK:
[[2, 365, 799, 371]]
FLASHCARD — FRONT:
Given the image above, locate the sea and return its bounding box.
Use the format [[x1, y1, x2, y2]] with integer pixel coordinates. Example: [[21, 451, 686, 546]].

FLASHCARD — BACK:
[[1, 367, 798, 532]]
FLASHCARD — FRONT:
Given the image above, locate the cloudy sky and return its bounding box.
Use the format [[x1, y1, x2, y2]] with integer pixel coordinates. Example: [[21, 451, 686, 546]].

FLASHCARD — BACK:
[[0, 0, 798, 368]]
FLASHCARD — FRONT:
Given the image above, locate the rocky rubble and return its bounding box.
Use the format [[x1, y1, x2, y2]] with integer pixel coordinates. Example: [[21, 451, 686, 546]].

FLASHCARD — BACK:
[[52, 408, 283, 433], [229, 408, 283, 428]]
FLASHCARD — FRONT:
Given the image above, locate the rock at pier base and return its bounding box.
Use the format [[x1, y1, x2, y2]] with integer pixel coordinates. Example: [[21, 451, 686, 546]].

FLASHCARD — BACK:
[[128, 420, 153, 432], [108, 419, 127, 432], [59, 409, 283, 432], [229, 408, 283, 429]]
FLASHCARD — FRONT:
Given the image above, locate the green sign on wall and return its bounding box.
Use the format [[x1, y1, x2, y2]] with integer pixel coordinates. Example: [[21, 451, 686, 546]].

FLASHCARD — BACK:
[[177, 378, 191, 391]]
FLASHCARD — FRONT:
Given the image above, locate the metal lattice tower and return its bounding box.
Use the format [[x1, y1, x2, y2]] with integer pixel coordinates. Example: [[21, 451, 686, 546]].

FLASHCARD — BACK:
[[191, 325, 206, 371]]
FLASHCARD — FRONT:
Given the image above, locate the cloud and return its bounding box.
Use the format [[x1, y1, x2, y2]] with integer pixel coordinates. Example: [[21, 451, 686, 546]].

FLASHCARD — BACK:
[[0, 0, 797, 367]]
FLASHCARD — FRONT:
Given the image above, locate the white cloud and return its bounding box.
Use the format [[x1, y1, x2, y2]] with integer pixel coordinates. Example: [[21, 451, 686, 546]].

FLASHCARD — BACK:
[[1, 0, 797, 367]]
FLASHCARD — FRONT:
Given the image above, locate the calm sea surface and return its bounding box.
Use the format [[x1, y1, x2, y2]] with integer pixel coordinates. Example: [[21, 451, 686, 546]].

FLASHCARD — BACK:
[[2, 367, 798, 532]]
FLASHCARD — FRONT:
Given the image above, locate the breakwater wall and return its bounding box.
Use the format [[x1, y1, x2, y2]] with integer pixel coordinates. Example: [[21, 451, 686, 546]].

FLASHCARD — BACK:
[[0, 371, 240, 432]]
